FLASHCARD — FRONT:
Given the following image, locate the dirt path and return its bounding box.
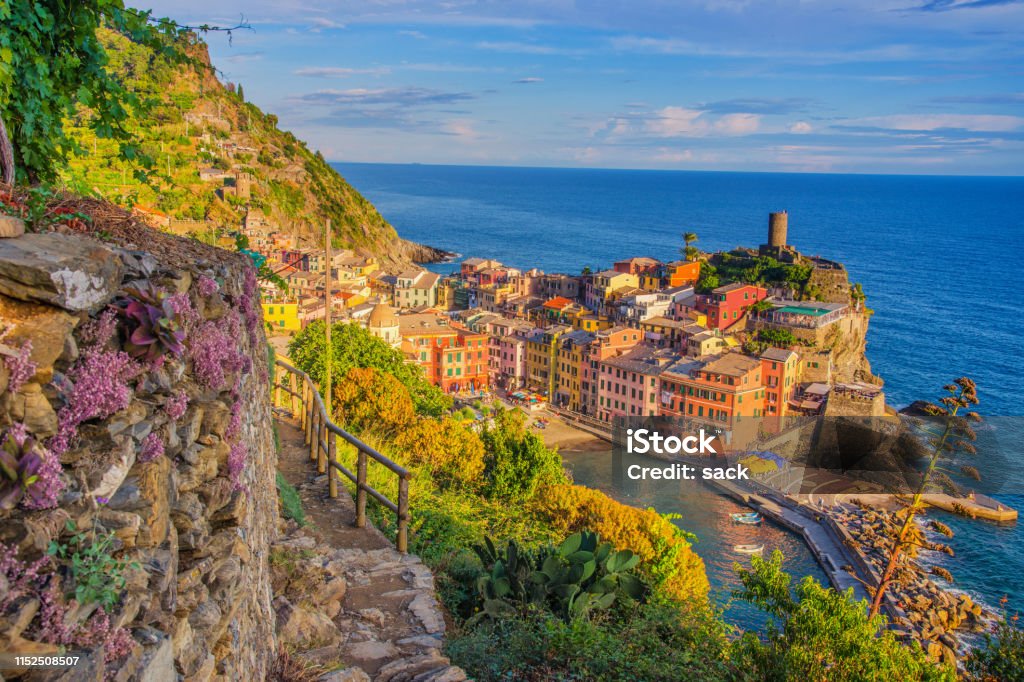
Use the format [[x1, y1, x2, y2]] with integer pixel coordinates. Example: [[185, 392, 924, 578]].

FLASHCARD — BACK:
[[274, 412, 466, 681]]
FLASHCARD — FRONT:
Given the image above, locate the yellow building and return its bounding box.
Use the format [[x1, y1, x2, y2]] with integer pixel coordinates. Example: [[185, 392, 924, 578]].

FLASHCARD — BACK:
[[262, 302, 301, 332], [572, 313, 613, 333], [555, 330, 594, 411], [523, 325, 569, 396]]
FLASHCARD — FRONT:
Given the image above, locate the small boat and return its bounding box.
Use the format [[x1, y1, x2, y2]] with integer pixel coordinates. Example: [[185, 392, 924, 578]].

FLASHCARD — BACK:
[[734, 544, 764, 554], [730, 512, 762, 524]]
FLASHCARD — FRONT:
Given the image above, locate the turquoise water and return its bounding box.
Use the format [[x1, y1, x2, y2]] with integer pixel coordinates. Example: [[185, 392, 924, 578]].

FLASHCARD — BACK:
[[334, 161, 1024, 618]]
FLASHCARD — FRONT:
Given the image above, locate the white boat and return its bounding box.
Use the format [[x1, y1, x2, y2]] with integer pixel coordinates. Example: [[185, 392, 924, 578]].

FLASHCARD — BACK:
[[733, 544, 764, 554], [730, 512, 762, 524]]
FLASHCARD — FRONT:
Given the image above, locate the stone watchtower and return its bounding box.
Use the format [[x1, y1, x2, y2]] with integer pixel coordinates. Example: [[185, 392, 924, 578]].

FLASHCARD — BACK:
[[759, 210, 797, 261], [768, 211, 788, 248]]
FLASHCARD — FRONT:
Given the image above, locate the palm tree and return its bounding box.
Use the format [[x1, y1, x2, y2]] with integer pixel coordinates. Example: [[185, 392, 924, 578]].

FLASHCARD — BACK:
[[681, 232, 699, 262], [867, 377, 981, 619]]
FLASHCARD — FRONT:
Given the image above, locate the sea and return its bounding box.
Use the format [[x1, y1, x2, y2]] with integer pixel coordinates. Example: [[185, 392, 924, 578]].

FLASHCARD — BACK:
[[335, 162, 1024, 630]]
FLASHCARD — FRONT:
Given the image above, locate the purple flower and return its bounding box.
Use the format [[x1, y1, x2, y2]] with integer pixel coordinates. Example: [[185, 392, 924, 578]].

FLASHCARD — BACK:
[[49, 347, 141, 458], [164, 389, 189, 421], [4, 339, 36, 393], [138, 432, 164, 463], [196, 275, 219, 297], [228, 440, 247, 490], [77, 309, 118, 346]]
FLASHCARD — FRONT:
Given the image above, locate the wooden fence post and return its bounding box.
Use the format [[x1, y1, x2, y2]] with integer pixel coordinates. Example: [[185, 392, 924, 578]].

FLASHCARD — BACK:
[[328, 433, 338, 498], [355, 450, 367, 528], [397, 474, 410, 554]]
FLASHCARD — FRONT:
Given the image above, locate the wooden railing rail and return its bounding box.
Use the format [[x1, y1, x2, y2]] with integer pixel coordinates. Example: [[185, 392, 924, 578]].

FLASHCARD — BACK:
[[272, 359, 411, 552]]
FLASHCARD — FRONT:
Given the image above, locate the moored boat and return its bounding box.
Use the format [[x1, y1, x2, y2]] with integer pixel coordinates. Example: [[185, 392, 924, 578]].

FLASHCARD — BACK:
[[733, 544, 764, 554], [730, 512, 762, 524]]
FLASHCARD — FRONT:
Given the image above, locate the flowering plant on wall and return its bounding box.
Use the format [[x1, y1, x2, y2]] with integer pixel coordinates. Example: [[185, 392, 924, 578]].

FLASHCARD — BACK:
[[0, 426, 43, 509], [116, 283, 186, 363]]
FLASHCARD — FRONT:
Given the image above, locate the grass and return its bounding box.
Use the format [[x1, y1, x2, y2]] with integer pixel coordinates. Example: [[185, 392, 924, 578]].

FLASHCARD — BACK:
[[276, 471, 309, 527]]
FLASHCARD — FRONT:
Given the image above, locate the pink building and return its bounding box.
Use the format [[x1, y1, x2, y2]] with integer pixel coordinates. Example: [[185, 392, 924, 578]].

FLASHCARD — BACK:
[[496, 327, 530, 390], [596, 344, 677, 423], [485, 318, 530, 388]]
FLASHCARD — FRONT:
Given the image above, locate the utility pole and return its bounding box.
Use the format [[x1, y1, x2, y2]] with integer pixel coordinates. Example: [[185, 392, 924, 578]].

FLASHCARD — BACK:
[[324, 219, 333, 420]]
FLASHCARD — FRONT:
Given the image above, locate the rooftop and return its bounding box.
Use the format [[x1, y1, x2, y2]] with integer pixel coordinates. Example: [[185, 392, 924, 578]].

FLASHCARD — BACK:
[[699, 353, 761, 377], [761, 348, 798, 362]]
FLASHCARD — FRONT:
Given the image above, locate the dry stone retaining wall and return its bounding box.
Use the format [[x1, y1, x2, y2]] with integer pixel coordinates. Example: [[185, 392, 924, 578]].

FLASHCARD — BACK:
[[0, 225, 277, 680]]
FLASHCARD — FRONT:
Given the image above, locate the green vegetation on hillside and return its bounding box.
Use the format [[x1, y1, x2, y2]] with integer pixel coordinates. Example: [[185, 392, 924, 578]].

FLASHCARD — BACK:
[[55, 28, 403, 256]]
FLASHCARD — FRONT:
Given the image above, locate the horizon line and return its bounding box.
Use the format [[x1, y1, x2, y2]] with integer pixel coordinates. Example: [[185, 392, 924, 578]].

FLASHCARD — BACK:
[[327, 159, 1024, 179]]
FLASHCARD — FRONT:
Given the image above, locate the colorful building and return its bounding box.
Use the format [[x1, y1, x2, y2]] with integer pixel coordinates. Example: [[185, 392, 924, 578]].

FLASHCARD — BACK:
[[400, 314, 489, 393], [554, 330, 595, 411], [395, 268, 441, 309], [666, 260, 701, 288], [262, 302, 300, 332], [523, 325, 569, 396], [596, 345, 677, 422], [760, 348, 800, 417], [697, 283, 768, 330]]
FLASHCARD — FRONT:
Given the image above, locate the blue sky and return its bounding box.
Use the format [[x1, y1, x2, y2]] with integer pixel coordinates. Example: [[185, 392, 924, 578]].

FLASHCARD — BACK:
[[146, 0, 1024, 174]]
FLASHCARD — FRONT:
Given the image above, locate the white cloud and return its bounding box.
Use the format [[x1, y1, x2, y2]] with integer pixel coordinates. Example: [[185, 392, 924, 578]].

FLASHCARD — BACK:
[[714, 113, 761, 135], [294, 66, 390, 78], [443, 119, 480, 141], [514, 77, 544, 84], [642, 107, 760, 137], [846, 114, 1024, 132], [645, 107, 708, 137], [789, 121, 813, 134]]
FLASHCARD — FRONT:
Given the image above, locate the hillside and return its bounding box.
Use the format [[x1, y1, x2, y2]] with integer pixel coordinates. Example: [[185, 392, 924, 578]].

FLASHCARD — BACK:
[[60, 29, 447, 268]]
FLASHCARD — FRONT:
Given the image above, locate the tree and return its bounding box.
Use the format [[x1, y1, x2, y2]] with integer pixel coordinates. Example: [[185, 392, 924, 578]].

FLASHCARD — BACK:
[[480, 408, 565, 502], [289, 320, 452, 417], [237, 83, 244, 102], [333, 367, 415, 436], [393, 417, 485, 489], [734, 550, 954, 681], [966, 600, 1024, 682], [681, 231, 699, 262], [868, 377, 981, 619]]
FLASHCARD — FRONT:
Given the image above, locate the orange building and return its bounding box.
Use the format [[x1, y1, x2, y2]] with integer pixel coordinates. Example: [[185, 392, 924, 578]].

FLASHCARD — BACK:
[[400, 315, 490, 393], [760, 348, 800, 417], [666, 260, 701, 287], [660, 353, 765, 425]]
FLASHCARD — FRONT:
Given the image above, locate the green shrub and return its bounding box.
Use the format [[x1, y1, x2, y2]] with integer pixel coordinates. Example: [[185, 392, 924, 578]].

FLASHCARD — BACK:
[[48, 520, 139, 611], [276, 472, 308, 527], [466, 531, 648, 624], [480, 408, 567, 502], [446, 601, 732, 682]]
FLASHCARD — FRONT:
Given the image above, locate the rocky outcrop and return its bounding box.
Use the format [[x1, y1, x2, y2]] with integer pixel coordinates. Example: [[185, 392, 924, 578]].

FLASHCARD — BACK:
[[0, 226, 277, 680]]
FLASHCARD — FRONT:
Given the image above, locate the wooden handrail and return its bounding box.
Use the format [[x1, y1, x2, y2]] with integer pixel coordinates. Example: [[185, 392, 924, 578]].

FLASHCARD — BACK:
[[272, 359, 411, 553]]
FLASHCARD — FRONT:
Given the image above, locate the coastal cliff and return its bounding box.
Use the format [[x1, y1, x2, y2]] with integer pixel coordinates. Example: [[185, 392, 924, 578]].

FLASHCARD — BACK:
[[0, 209, 278, 679]]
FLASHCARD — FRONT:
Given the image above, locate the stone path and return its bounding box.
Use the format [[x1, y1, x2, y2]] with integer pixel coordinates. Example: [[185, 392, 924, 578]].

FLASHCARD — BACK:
[[274, 412, 466, 682]]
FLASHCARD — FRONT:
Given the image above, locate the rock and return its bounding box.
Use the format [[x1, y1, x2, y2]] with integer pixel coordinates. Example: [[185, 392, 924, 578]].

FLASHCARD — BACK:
[[0, 216, 25, 238], [134, 630, 176, 682], [409, 593, 446, 635], [358, 607, 387, 628], [0, 293, 77, 383], [343, 639, 400, 663], [0, 232, 123, 312], [414, 666, 468, 682], [318, 668, 370, 682], [183, 654, 215, 682], [95, 508, 142, 547], [85, 436, 136, 502], [275, 596, 342, 648], [7, 382, 58, 438], [133, 455, 173, 548], [375, 651, 450, 682]]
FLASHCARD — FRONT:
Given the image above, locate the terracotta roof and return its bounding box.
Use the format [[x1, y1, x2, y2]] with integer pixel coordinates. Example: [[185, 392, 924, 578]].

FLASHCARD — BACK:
[[542, 296, 574, 310]]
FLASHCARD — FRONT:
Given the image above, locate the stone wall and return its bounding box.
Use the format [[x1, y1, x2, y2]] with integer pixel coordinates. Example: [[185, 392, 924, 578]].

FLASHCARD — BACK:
[[0, 224, 277, 680]]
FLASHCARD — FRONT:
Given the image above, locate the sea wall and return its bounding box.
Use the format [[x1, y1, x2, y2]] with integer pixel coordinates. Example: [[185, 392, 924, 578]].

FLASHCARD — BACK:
[[0, 222, 277, 680]]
